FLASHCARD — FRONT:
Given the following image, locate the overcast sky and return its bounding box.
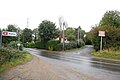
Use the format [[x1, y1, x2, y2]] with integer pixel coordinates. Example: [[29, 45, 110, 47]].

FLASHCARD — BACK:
[[0, 0, 120, 32]]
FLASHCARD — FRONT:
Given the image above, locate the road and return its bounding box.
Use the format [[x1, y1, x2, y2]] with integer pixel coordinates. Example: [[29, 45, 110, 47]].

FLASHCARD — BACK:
[[24, 46, 120, 80]]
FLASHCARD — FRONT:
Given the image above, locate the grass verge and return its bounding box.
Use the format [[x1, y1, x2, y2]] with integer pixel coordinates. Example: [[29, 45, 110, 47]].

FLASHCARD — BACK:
[[91, 50, 120, 59], [0, 52, 32, 73]]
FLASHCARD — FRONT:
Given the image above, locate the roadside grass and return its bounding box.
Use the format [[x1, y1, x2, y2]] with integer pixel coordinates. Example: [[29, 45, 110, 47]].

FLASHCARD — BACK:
[[91, 49, 120, 59], [64, 46, 87, 52], [0, 52, 32, 73]]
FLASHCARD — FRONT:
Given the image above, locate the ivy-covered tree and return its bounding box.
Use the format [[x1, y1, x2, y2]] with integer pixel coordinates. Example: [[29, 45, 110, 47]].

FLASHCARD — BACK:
[[65, 27, 76, 41]]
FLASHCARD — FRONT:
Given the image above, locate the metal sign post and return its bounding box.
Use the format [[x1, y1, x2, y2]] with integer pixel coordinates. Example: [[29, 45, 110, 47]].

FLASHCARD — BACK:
[[100, 36, 102, 51], [98, 31, 105, 51], [0, 31, 2, 48]]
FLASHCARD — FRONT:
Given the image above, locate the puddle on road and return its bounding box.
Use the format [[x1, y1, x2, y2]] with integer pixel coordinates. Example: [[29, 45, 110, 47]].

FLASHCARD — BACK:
[[38, 50, 120, 73]]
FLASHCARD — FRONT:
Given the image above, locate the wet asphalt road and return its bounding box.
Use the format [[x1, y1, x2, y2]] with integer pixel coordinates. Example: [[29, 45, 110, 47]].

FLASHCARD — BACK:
[[24, 46, 120, 80]]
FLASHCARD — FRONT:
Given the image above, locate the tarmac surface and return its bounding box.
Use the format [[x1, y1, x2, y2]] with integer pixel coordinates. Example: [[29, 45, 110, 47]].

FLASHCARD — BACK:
[[0, 45, 120, 80]]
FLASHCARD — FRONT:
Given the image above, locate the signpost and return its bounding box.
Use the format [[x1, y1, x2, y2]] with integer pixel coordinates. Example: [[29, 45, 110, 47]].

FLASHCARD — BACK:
[[98, 31, 105, 51], [2, 31, 17, 37], [0, 31, 17, 48]]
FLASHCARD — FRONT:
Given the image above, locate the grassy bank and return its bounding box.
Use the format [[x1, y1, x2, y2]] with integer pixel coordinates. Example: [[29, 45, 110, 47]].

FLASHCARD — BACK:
[[91, 49, 120, 59], [0, 49, 32, 73]]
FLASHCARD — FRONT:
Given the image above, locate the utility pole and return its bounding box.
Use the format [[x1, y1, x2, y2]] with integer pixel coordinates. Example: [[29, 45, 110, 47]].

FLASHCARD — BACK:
[[58, 17, 68, 51], [63, 22, 65, 51], [78, 27, 80, 45]]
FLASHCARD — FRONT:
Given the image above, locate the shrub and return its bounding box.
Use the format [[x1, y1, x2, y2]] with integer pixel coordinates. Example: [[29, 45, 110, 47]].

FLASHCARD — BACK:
[[54, 42, 78, 51], [8, 41, 23, 50], [46, 40, 60, 51], [23, 42, 36, 48], [35, 41, 46, 49], [79, 39, 85, 47], [54, 43, 63, 51], [0, 48, 26, 65]]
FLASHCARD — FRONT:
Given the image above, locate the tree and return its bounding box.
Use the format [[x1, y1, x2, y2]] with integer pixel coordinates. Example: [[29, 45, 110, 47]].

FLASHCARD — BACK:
[[87, 10, 120, 51], [38, 20, 57, 42], [7, 24, 17, 32], [22, 28, 32, 43], [99, 10, 120, 28]]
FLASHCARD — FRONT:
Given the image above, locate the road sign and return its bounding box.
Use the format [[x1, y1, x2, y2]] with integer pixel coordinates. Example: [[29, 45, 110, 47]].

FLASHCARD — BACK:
[[98, 31, 105, 51], [2, 31, 17, 37], [98, 31, 105, 37]]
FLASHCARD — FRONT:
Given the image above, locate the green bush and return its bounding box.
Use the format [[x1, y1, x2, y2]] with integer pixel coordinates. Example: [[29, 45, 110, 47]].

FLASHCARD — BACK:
[[0, 48, 32, 73], [0, 48, 26, 65], [46, 40, 60, 51], [35, 41, 46, 49], [54, 43, 63, 51], [54, 42, 78, 51], [79, 39, 85, 47], [23, 42, 36, 48], [8, 41, 23, 50]]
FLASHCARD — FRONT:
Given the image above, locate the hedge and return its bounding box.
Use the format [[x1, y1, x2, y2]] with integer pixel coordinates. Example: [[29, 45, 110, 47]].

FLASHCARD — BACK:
[[46, 40, 60, 51], [23, 42, 36, 48], [54, 41, 85, 51]]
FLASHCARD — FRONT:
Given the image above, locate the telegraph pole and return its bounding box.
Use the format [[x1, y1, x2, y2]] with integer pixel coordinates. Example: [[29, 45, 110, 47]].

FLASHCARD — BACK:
[[78, 27, 80, 45], [63, 22, 65, 51], [77, 26, 81, 47]]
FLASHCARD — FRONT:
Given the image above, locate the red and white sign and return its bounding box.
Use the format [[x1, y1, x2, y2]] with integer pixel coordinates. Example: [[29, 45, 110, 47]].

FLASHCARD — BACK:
[[98, 31, 105, 37], [2, 31, 17, 37]]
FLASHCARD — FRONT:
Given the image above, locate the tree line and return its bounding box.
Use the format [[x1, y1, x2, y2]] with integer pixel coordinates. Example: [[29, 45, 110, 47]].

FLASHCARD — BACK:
[[0, 20, 86, 50]]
